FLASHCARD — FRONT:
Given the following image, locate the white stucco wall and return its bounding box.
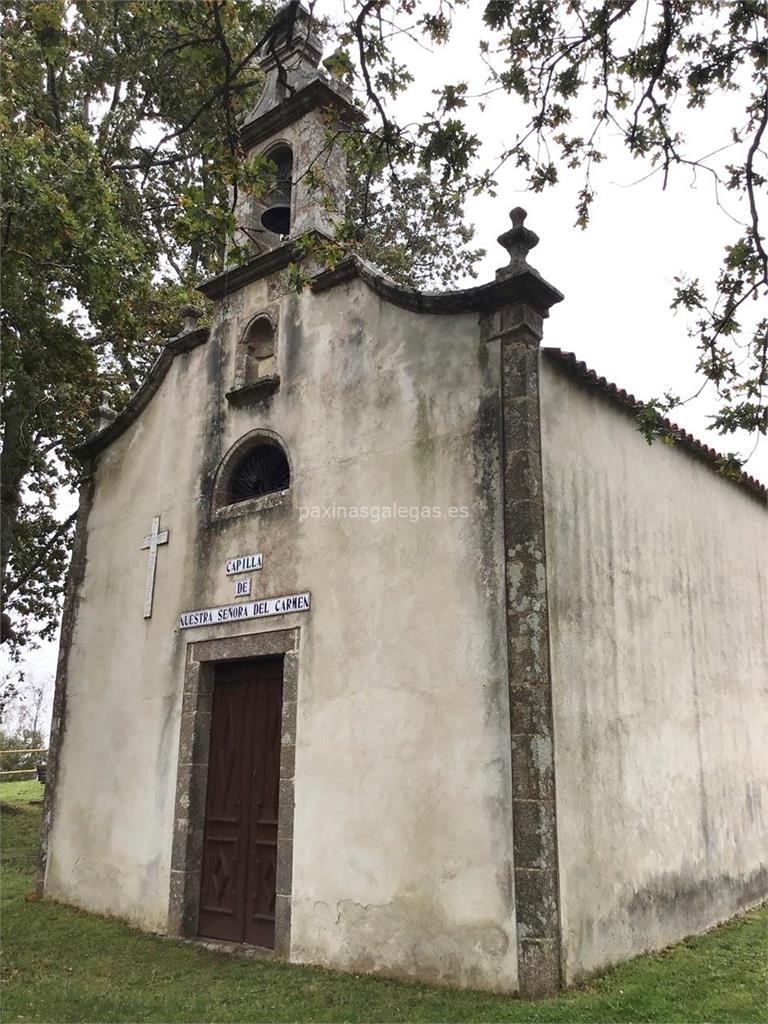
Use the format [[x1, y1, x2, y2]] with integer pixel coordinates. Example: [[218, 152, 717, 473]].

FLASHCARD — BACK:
[[540, 356, 768, 982], [43, 344, 211, 928], [45, 274, 519, 990]]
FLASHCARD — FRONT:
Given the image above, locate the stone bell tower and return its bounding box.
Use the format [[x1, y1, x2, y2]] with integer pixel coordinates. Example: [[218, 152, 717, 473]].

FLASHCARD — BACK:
[[234, 2, 363, 254]]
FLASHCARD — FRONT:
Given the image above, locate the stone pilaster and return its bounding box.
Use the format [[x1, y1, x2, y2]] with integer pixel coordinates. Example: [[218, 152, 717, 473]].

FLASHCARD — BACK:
[[167, 629, 300, 958], [488, 210, 563, 997]]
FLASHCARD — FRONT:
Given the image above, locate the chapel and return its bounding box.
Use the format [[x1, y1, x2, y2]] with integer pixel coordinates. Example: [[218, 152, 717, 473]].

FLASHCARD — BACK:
[[41, 3, 767, 997]]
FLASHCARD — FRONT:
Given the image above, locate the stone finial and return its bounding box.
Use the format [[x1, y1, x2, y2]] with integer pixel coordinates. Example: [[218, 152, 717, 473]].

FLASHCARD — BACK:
[[245, 3, 331, 124], [178, 305, 203, 335], [496, 207, 540, 279], [95, 391, 117, 432], [259, 2, 322, 73]]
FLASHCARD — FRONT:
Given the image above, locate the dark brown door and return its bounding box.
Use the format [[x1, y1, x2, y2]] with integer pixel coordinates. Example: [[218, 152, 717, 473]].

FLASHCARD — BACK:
[[198, 658, 283, 947]]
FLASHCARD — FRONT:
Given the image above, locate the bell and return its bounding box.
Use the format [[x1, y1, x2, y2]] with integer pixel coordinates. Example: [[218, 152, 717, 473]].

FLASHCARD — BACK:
[[261, 202, 291, 236], [261, 145, 293, 237]]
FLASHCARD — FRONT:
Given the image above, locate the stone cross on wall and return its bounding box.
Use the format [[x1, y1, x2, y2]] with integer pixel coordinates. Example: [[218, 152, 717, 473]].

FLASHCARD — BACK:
[[141, 515, 169, 619]]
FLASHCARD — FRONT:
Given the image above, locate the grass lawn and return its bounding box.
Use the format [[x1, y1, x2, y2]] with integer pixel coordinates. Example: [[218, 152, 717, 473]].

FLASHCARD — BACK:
[[2, 781, 766, 1023]]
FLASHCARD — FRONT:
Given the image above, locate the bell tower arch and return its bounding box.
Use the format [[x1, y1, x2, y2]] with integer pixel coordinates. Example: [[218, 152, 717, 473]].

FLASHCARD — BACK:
[[233, 2, 364, 254]]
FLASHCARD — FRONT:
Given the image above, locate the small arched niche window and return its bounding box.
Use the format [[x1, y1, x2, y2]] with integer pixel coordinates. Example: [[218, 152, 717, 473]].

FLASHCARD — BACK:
[[229, 440, 290, 505], [261, 144, 293, 237], [242, 316, 276, 385]]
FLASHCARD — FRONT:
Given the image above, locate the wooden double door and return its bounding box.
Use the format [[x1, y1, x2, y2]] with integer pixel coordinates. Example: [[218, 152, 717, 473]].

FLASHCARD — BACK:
[[198, 657, 283, 948]]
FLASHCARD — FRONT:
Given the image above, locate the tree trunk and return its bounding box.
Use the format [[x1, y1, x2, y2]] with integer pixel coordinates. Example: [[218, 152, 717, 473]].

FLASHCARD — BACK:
[[0, 390, 36, 641]]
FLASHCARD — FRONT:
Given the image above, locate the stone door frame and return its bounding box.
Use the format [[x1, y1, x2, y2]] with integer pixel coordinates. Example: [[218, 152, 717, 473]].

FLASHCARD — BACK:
[[167, 627, 299, 958]]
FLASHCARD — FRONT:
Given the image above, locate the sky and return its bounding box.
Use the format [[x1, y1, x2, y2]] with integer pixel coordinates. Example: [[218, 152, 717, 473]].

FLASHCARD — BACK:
[[4, 1, 765, 729], [323, 0, 767, 478]]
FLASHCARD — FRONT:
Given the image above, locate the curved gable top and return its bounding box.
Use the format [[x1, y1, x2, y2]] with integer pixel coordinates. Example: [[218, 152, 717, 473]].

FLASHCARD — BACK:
[[72, 327, 209, 462], [310, 255, 565, 316], [70, 269, 766, 503], [198, 242, 565, 315]]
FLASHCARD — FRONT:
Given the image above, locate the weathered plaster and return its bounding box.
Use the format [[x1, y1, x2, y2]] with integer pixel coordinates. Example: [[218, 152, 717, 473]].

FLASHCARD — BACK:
[[38, 469, 96, 893], [540, 356, 768, 982], [73, 328, 209, 461], [44, 270, 519, 990]]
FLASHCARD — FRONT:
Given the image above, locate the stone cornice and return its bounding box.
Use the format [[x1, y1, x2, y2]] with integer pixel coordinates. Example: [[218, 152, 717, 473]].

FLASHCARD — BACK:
[[197, 241, 305, 300], [311, 256, 565, 316], [71, 327, 209, 462], [72, 252, 564, 464], [240, 79, 365, 151], [201, 245, 564, 311]]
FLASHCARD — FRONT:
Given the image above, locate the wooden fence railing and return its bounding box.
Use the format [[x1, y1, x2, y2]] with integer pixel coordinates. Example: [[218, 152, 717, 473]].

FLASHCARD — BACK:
[[0, 748, 49, 778]]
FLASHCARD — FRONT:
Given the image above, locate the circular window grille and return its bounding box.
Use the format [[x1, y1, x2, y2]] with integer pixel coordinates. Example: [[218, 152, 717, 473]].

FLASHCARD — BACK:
[[229, 443, 290, 504]]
